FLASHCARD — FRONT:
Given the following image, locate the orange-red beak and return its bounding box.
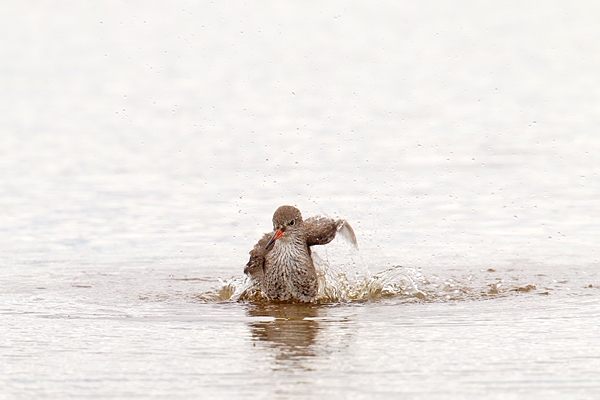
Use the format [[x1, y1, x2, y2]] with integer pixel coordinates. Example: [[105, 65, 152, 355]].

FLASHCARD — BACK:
[[265, 229, 284, 250]]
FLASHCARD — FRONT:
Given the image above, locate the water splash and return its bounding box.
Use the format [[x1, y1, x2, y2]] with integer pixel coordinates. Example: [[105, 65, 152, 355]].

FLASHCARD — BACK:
[[199, 238, 544, 304], [193, 275, 259, 302], [206, 264, 427, 303], [202, 237, 429, 303], [200, 262, 550, 304], [312, 243, 426, 301]]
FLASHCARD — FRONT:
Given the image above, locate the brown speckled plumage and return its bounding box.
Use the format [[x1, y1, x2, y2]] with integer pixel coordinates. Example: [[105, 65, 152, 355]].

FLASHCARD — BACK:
[[244, 205, 357, 302]]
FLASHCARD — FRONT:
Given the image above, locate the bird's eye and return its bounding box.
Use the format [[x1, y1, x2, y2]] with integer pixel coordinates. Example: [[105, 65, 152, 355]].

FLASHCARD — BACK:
[[289, 220, 295, 226]]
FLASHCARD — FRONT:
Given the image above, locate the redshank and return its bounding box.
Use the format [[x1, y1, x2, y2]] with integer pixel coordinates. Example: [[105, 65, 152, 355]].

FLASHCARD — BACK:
[[244, 205, 358, 302]]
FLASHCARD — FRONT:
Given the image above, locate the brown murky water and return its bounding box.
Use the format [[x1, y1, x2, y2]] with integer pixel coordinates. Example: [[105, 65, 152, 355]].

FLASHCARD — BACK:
[[2, 1, 600, 398]]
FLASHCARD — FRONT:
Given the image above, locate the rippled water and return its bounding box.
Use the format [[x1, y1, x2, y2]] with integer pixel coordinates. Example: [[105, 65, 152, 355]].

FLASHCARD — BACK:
[[2, 1, 600, 398]]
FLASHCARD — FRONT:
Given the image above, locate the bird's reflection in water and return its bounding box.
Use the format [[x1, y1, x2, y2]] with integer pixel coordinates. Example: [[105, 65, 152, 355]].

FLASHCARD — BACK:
[[246, 302, 322, 370]]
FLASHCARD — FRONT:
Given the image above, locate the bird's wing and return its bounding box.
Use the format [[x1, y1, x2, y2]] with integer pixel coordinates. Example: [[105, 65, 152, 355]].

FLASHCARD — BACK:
[[244, 232, 272, 280], [337, 220, 359, 248], [304, 216, 358, 248]]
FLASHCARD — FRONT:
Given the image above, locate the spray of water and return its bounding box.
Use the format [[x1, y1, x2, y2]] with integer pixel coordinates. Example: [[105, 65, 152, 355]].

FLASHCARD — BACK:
[[202, 235, 428, 303]]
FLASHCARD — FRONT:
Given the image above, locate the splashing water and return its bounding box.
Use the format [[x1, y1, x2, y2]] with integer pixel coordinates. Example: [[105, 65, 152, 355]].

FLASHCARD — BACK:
[[202, 236, 429, 303], [311, 239, 426, 302], [199, 231, 546, 304]]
